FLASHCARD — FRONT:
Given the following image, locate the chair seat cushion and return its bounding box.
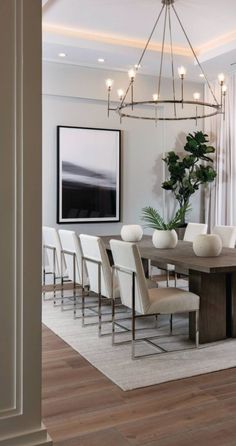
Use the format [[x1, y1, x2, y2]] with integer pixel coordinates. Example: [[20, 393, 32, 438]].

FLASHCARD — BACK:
[[147, 287, 199, 315]]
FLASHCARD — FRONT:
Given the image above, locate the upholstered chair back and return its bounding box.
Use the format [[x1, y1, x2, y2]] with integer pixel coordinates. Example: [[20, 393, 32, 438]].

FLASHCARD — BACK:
[[58, 230, 88, 285], [212, 225, 236, 248], [110, 239, 150, 314], [43, 226, 64, 277], [184, 222, 208, 242], [79, 234, 112, 298]]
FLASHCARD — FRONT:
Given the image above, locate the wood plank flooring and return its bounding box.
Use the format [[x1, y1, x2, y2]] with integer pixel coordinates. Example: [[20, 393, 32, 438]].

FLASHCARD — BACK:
[[42, 325, 236, 446]]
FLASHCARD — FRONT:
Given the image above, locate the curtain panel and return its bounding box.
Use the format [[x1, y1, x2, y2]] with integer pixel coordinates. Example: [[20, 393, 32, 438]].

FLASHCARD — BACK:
[[204, 73, 236, 229]]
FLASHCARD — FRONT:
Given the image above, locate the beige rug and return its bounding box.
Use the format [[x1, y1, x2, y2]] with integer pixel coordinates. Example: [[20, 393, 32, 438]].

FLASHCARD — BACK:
[[42, 286, 236, 391]]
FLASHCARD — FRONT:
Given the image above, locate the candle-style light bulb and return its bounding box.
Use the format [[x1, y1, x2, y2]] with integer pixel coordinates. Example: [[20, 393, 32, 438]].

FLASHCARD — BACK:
[[221, 84, 227, 121], [222, 85, 227, 94], [106, 78, 114, 90], [106, 79, 114, 118], [128, 69, 136, 80], [218, 73, 225, 85], [153, 93, 159, 101], [117, 89, 124, 101], [178, 66, 186, 79], [193, 92, 200, 101], [128, 69, 136, 110], [178, 67, 186, 109]]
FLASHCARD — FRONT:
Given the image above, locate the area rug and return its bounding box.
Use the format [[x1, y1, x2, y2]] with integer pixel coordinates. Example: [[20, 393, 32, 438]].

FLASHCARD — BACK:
[[42, 284, 236, 391]]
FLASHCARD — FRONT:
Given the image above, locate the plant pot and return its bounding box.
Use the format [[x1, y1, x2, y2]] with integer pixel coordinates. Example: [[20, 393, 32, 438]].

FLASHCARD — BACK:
[[121, 225, 143, 242], [193, 234, 222, 257], [152, 229, 178, 249], [175, 224, 187, 240]]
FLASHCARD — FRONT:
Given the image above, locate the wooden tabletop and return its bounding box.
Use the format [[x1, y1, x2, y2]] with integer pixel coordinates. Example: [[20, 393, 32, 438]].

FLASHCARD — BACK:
[[101, 235, 236, 274]]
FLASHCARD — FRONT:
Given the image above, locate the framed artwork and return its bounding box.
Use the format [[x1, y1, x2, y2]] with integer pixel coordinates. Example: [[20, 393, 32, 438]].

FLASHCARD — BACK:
[[57, 126, 121, 223]]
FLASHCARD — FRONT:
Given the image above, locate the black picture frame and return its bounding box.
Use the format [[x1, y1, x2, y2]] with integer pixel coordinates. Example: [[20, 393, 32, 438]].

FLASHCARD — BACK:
[[57, 126, 121, 224]]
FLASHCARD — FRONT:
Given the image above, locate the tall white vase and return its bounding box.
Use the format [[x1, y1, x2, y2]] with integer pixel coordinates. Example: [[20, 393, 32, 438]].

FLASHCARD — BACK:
[[152, 229, 178, 249]]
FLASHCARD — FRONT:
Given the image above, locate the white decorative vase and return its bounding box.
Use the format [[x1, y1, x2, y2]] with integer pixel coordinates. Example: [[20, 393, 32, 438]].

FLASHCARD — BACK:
[[152, 229, 178, 249], [193, 234, 222, 257], [121, 225, 143, 242]]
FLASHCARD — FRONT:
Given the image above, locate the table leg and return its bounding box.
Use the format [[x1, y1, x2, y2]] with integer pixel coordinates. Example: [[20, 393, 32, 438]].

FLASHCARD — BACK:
[[189, 270, 227, 343], [230, 272, 236, 337]]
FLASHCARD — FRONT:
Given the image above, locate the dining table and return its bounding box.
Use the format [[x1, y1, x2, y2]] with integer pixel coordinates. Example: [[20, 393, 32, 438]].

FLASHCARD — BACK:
[[101, 235, 236, 344]]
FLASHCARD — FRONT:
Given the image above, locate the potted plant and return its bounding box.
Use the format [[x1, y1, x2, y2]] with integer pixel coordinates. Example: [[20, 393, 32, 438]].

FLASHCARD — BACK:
[[142, 204, 189, 249], [162, 131, 217, 226]]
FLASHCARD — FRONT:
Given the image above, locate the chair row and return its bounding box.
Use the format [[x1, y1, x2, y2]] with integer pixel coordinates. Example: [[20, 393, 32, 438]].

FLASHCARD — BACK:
[[42, 226, 200, 359]]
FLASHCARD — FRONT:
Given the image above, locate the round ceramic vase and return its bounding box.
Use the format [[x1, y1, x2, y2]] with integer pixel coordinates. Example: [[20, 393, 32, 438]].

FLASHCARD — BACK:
[[193, 234, 222, 257], [120, 225, 143, 242], [152, 229, 178, 249]]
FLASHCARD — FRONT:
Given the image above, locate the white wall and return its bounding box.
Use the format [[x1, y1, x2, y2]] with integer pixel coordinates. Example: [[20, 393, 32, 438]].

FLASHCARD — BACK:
[[43, 62, 204, 235]]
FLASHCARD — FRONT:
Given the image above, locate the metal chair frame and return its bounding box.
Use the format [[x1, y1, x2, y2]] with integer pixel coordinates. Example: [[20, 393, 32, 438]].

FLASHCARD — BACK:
[[80, 256, 130, 336], [111, 265, 199, 360], [60, 249, 96, 316], [42, 244, 69, 304]]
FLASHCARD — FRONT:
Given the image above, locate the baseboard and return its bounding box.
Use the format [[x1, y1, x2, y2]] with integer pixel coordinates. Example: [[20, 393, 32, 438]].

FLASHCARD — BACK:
[[0, 425, 52, 446]]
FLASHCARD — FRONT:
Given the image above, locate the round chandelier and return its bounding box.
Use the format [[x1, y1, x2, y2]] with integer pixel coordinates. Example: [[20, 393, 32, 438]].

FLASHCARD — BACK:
[[105, 0, 227, 122]]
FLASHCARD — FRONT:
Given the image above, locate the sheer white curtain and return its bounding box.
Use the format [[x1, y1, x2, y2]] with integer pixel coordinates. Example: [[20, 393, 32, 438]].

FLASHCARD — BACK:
[[204, 72, 236, 229]]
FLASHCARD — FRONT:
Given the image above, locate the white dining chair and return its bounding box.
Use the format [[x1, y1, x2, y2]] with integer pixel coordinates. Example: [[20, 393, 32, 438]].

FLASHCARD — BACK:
[[79, 234, 121, 335], [79, 234, 158, 336], [58, 230, 89, 313], [42, 226, 66, 302], [110, 239, 200, 359], [184, 223, 208, 242], [212, 225, 236, 248]]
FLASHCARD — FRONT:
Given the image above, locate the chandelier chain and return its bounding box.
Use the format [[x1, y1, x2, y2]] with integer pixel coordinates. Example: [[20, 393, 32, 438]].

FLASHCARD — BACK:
[[171, 4, 219, 105], [121, 4, 165, 107], [136, 4, 165, 70], [168, 5, 177, 117], [157, 5, 168, 98]]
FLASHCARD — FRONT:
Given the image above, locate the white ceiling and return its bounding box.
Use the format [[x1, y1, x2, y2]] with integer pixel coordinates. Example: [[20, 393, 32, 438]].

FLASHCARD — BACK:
[[42, 0, 236, 81]]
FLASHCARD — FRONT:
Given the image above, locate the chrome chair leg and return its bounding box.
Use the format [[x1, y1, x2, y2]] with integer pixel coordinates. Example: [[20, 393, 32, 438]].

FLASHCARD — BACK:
[[155, 314, 158, 328], [73, 253, 76, 316], [195, 310, 199, 348], [43, 268, 46, 301], [166, 270, 170, 287], [61, 251, 64, 306], [112, 297, 115, 346], [81, 258, 85, 324], [98, 263, 102, 336], [174, 272, 177, 287], [170, 314, 173, 334], [131, 271, 136, 360]]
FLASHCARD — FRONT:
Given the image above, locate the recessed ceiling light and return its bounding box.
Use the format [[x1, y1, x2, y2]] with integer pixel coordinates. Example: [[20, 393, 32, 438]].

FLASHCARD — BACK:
[[58, 52, 66, 58], [199, 74, 204, 78], [98, 58, 105, 63]]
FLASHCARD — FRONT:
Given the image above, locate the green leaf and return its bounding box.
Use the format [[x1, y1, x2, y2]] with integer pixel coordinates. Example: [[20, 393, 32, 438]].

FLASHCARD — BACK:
[[142, 207, 167, 230], [141, 203, 191, 231]]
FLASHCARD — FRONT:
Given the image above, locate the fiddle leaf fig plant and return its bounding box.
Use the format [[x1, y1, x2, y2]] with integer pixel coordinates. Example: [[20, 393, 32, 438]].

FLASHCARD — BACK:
[[142, 203, 190, 231], [162, 131, 217, 224]]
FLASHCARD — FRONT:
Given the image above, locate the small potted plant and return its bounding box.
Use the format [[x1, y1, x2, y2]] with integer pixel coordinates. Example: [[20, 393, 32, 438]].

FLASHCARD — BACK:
[[142, 204, 189, 249], [162, 131, 217, 226]]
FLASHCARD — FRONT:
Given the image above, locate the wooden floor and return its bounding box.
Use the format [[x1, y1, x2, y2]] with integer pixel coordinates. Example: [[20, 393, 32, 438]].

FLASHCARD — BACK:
[[42, 325, 236, 446]]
